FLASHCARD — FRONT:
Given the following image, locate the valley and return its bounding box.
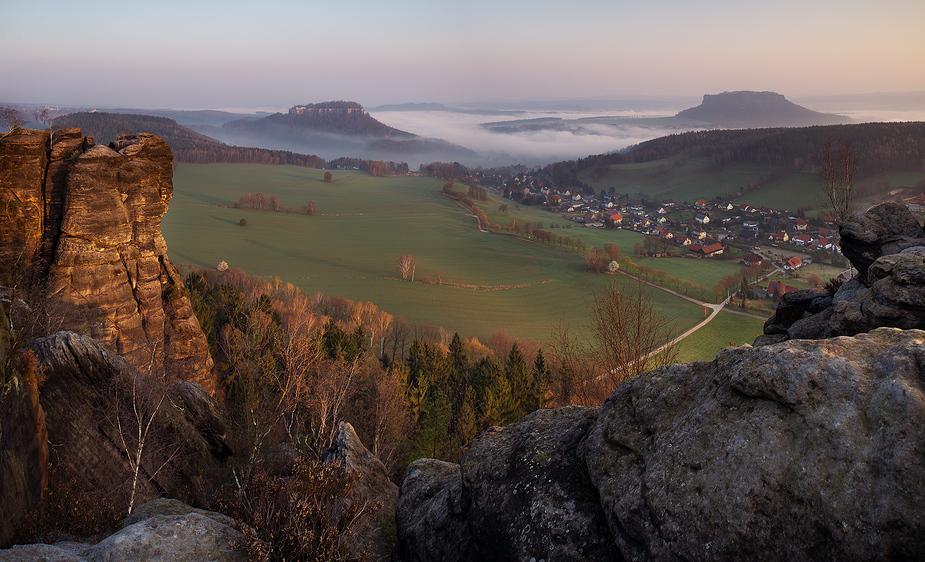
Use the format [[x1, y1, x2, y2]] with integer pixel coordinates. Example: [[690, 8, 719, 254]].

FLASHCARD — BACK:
[[163, 163, 769, 362]]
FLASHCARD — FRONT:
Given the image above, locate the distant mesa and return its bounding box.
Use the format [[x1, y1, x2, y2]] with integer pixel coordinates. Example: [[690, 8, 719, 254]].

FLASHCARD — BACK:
[[218, 100, 477, 161], [676, 91, 851, 128], [223, 100, 414, 139], [289, 100, 366, 116]]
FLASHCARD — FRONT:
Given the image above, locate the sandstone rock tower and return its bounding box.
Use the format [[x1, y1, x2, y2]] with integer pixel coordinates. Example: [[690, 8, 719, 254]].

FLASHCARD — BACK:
[[0, 128, 215, 392]]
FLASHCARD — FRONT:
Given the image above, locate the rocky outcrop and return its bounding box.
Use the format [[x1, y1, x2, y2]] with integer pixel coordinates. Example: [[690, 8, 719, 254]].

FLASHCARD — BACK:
[[760, 203, 925, 344], [838, 202, 925, 278], [0, 129, 49, 269], [0, 304, 48, 548], [0, 128, 214, 392], [396, 329, 925, 560], [396, 407, 620, 561], [325, 422, 400, 560], [0, 498, 243, 561], [26, 331, 230, 517]]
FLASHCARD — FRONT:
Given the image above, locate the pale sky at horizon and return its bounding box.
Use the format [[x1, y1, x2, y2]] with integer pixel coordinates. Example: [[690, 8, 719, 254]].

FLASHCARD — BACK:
[[2, 0, 924, 110]]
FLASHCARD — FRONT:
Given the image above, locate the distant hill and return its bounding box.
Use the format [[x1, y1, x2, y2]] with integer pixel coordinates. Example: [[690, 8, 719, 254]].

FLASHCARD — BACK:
[[224, 101, 414, 139], [53, 112, 225, 150], [539, 121, 925, 201], [53, 112, 324, 167], [208, 101, 478, 162], [676, 91, 850, 128]]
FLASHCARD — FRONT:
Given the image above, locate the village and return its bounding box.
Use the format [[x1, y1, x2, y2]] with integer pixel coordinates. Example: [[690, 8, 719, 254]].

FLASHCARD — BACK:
[[493, 169, 870, 303]]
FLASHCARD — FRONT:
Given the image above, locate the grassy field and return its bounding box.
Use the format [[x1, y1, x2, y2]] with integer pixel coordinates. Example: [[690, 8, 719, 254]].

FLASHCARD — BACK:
[[674, 311, 766, 363], [164, 164, 730, 349]]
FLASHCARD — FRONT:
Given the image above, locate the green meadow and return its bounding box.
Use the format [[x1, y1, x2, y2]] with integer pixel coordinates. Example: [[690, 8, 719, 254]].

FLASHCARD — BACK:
[[163, 163, 763, 351]]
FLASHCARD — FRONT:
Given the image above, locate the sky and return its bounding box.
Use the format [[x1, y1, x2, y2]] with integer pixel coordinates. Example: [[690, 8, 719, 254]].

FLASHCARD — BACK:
[[2, 0, 924, 111]]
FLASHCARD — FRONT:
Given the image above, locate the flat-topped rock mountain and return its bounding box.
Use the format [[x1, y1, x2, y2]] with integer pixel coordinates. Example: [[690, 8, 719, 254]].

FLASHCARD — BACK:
[[676, 90, 850, 128]]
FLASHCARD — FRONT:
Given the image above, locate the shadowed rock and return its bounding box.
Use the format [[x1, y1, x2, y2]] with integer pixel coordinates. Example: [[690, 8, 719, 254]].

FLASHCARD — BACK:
[[397, 329, 925, 561], [396, 407, 619, 561]]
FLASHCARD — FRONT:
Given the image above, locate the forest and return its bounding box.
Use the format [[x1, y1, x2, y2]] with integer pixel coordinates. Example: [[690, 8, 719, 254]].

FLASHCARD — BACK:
[[575, 121, 925, 177]]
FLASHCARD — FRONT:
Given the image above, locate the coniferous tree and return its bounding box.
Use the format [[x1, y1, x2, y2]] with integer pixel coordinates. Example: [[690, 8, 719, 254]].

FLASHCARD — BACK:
[[529, 348, 551, 412], [505, 342, 531, 419], [475, 356, 516, 426]]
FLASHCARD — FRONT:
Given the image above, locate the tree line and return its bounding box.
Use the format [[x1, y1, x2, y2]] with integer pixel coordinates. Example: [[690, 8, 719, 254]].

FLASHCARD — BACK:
[[234, 193, 315, 216]]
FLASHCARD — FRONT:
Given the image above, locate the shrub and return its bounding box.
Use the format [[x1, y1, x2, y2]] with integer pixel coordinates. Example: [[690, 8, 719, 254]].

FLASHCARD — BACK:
[[239, 218, 248, 227], [211, 458, 372, 561], [13, 459, 121, 545]]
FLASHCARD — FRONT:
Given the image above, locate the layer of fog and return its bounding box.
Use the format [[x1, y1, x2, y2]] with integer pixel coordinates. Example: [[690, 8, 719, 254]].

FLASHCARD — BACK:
[[368, 109, 697, 167]]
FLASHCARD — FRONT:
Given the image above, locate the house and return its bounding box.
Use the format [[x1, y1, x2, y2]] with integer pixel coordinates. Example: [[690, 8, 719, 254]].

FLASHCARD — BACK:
[[743, 254, 763, 266], [815, 237, 834, 250], [739, 230, 757, 241], [766, 280, 799, 298], [760, 206, 774, 215], [694, 213, 710, 225], [771, 231, 790, 243], [794, 219, 808, 230], [689, 242, 724, 257], [743, 220, 759, 230], [604, 210, 622, 223], [739, 204, 756, 213], [692, 227, 708, 240], [658, 228, 674, 239], [905, 195, 925, 213], [792, 233, 813, 246], [583, 211, 597, 222], [784, 256, 803, 270], [662, 199, 677, 207], [677, 235, 692, 246], [716, 201, 734, 211]]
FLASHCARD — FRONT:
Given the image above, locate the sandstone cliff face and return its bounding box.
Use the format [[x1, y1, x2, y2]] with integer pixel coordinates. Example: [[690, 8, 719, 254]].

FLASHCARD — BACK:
[[0, 304, 48, 548], [0, 129, 48, 268], [26, 331, 231, 518], [0, 129, 214, 392]]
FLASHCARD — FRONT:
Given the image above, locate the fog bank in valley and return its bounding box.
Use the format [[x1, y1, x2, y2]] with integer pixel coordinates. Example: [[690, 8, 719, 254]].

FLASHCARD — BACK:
[[368, 109, 699, 167]]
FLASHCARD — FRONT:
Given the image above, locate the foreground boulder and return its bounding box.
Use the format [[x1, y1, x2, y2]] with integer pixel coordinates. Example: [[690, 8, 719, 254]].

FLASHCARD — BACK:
[[396, 407, 619, 561], [0, 499, 243, 561], [397, 328, 925, 560]]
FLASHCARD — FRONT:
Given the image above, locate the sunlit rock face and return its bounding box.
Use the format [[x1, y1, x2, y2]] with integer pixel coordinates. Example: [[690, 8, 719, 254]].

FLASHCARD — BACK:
[[0, 129, 214, 392]]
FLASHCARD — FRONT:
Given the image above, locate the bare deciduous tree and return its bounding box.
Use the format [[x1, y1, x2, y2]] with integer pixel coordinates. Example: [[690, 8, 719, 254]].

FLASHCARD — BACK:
[[814, 138, 859, 226], [397, 254, 415, 281], [1, 106, 27, 135], [552, 279, 678, 406]]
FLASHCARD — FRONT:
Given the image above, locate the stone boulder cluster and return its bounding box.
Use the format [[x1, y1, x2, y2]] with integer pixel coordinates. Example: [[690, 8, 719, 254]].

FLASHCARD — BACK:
[[761, 202, 925, 344], [0, 128, 214, 392], [394, 202, 925, 561]]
